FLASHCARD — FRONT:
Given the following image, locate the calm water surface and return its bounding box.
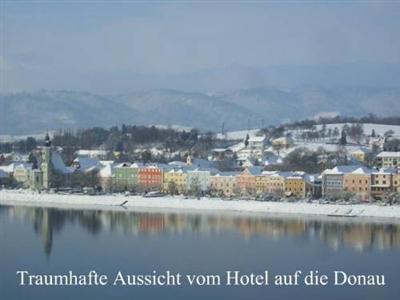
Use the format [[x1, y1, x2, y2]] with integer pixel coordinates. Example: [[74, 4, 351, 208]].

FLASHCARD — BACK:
[[1, 204, 400, 300]]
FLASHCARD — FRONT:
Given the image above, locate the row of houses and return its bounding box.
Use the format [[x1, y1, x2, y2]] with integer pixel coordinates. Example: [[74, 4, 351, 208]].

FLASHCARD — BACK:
[[111, 162, 399, 200], [1, 135, 399, 201], [105, 161, 318, 198], [322, 165, 400, 200], [1, 152, 399, 201]]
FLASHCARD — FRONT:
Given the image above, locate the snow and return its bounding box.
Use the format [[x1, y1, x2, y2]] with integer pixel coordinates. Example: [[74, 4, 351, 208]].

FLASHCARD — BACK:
[[1, 189, 400, 219], [98, 164, 114, 178], [75, 150, 108, 157], [376, 152, 400, 158], [73, 156, 103, 173], [52, 151, 74, 174], [0, 169, 8, 178], [216, 129, 259, 140], [314, 123, 400, 138]]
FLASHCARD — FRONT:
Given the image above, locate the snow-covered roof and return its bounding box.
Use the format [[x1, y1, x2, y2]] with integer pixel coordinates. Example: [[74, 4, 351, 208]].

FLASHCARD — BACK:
[[373, 168, 399, 174], [280, 171, 305, 179], [167, 168, 188, 174], [115, 162, 131, 168], [249, 136, 266, 142], [213, 171, 240, 177], [75, 149, 108, 157], [0, 169, 9, 178], [72, 156, 102, 173], [349, 167, 373, 175], [0, 163, 16, 173], [168, 161, 187, 167], [261, 171, 278, 176], [322, 165, 360, 175], [304, 174, 322, 183], [191, 158, 215, 169], [52, 152, 74, 174], [376, 151, 400, 158], [351, 148, 369, 154], [228, 142, 245, 152], [212, 148, 232, 153], [98, 164, 115, 178], [244, 166, 263, 176], [14, 162, 33, 170]]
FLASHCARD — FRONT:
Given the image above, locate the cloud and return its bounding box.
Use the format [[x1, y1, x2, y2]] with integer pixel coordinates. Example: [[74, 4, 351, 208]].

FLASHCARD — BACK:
[[2, 1, 400, 92]]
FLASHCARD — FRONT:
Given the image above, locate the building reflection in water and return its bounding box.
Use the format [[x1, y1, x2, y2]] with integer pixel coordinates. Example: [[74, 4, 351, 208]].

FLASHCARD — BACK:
[[5, 205, 400, 257]]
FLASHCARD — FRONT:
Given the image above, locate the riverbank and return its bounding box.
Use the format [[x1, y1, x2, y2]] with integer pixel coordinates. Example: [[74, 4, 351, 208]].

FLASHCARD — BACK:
[[1, 189, 400, 219]]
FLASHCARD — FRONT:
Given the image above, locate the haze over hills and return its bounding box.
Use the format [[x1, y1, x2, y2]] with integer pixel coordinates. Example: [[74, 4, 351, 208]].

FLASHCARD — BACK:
[[1, 84, 400, 135]]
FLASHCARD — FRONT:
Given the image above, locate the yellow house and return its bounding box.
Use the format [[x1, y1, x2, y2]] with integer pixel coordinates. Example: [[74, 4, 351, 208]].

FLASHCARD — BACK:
[[264, 173, 285, 195], [255, 171, 277, 195], [343, 167, 371, 201], [393, 172, 400, 193], [351, 149, 368, 163], [13, 163, 33, 188], [283, 173, 306, 198], [371, 169, 392, 200], [210, 172, 239, 197], [163, 169, 187, 194]]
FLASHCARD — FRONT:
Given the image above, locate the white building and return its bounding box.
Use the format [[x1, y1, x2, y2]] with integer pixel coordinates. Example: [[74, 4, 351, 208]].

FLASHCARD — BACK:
[[376, 152, 400, 168]]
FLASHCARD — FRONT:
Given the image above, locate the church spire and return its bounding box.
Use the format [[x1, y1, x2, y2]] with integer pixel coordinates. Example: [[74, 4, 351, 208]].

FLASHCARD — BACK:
[[44, 132, 51, 147]]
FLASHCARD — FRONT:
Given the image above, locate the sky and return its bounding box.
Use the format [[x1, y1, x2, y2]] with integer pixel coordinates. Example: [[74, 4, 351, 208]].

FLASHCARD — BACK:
[[1, 0, 400, 93]]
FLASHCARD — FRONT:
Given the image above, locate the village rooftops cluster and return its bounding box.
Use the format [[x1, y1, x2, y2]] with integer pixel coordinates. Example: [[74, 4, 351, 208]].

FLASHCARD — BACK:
[[0, 132, 399, 201]]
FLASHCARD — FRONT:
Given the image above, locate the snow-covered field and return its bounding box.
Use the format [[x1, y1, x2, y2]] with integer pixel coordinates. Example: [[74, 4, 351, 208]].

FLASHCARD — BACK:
[[217, 123, 400, 141], [314, 123, 400, 137], [1, 190, 400, 220]]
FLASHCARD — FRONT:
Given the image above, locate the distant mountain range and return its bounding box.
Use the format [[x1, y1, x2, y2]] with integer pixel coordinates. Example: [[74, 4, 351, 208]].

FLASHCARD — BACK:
[[1, 86, 400, 135]]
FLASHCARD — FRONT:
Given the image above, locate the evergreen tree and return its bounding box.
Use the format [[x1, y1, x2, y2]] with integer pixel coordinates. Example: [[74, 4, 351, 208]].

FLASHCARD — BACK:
[[340, 129, 347, 145], [28, 152, 38, 169], [244, 133, 250, 147]]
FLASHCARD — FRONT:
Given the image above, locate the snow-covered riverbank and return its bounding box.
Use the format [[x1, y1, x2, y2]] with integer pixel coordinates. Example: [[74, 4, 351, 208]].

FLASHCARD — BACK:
[[1, 189, 400, 219]]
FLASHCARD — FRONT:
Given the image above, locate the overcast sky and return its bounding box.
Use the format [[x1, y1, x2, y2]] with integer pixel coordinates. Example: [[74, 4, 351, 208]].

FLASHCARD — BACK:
[[1, 1, 400, 93]]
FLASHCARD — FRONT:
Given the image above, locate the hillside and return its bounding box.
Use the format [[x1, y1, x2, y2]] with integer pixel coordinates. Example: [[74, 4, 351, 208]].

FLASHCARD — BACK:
[[1, 87, 400, 135]]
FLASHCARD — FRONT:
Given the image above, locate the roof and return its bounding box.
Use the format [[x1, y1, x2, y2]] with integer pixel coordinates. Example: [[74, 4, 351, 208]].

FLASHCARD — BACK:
[[212, 148, 233, 153], [373, 167, 399, 174], [351, 148, 369, 154], [213, 171, 240, 177], [52, 152, 74, 174], [249, 136, 266, 142], [75, 149, 108, 156], [73, 156, 102, 173], [304, 174, 322, 183], [323, 165, 360, 175], [244, 166, 263, 176], [376, 151, 400, 158], [168, 161, 187, 167], [0, 169, 9, 178], [349, 167, 373, 175], [0, 163, 16, 173], [14, 162, 33, 170], [98, 164, 115, 177], [191, 158, 215, 169], [279, 171, 305, 179]]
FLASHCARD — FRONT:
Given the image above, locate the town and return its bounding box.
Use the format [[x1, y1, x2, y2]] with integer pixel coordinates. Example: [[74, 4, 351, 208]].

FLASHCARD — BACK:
[[0, 117, 399, 204]]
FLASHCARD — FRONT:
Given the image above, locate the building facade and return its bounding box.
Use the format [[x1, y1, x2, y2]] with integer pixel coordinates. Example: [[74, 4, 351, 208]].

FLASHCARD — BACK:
[[138, 165, 164, 190], [163, 169, 187, 194], [376, 152, 400, 168], [114, 163, 139, 191], [343, 168, 371, 200], [284, 174, 306, 198], [210, 172, 238, 197], [371, 169, 393, 200]]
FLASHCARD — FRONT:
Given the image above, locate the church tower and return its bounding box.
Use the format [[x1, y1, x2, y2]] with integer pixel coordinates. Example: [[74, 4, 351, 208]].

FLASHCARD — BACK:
[[186, 152, 192, 166], [41, 133, 52, 189]]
